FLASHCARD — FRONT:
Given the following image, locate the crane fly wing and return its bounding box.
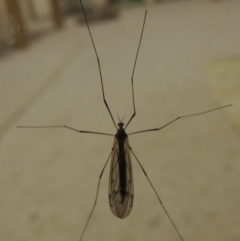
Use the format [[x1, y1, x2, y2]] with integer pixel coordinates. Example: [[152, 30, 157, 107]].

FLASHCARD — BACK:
[[109, 137, 134, 219]]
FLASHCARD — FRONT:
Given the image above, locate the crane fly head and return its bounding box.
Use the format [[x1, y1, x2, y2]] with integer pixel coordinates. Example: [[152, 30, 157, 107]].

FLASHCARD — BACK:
[[118, 122, 124, 128], [117, 114, 126, 129]]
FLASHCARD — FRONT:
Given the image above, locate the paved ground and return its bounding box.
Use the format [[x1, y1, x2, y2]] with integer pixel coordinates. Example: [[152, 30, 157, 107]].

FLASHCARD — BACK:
[[0, 1, 240, 241]]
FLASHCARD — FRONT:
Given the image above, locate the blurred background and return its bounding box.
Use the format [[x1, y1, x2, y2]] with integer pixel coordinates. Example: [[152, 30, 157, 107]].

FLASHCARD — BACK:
[[0, 0, 239, 241]]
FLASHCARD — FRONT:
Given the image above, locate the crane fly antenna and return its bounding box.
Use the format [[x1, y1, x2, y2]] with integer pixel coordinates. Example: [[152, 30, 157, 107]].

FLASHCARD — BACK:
[[117, 114, 126, 122], [121, 114, 126, 123], [125, 10, 147, 130], [117, 114, 121, 122], [79, 0, 117, 130], [129, 104, 232, 135]]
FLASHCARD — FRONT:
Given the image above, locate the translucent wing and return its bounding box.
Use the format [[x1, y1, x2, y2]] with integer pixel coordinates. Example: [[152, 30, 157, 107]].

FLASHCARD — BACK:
[[109, 137, 134, 219]]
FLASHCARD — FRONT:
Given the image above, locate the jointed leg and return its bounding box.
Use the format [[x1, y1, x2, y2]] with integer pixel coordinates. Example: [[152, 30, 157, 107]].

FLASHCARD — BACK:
[[131, 148, 185, 241], [79, 150, 113, 241]]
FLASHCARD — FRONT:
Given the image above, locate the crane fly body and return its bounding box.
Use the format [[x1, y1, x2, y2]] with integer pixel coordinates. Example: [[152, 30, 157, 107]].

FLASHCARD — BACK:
[[109, 121, 133, 219], [17, 0, 232, 241]]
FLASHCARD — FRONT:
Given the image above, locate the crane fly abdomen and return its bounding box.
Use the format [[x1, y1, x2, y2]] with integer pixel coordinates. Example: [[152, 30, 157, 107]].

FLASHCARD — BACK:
[[109, 125, 134, 219]]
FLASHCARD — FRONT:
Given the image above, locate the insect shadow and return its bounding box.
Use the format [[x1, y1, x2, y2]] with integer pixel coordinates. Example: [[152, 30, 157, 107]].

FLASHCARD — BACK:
[[18, 0, 232, 240]]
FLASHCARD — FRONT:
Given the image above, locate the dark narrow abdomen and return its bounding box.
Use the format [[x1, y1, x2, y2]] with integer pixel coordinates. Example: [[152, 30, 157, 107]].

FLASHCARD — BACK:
[[118, 143, 126, 197]]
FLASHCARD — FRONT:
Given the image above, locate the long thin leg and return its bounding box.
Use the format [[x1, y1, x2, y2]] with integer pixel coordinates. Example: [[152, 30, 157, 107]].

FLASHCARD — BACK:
[[128, 104, 232, 135], [79, 150, 113, 241], [17, 125, 114, 136], [130, 149, 184, 241], [125, 10, 147, 130], [79, 0, 117, 130]]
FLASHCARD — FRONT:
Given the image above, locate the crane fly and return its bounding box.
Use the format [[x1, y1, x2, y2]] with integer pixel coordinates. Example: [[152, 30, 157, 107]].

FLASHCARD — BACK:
[[17, 0, 232, 241]]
